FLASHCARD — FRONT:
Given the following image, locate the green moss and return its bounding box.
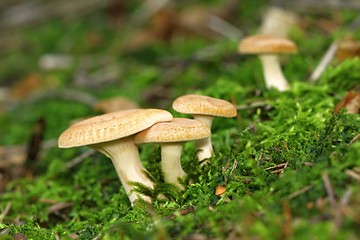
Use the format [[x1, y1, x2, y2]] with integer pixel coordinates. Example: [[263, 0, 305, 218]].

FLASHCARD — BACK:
[[317, 58, 360, 93], [1, 1, 360, 239]]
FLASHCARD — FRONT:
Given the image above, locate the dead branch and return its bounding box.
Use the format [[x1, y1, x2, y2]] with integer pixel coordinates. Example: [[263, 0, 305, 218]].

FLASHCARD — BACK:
[[265, 162, 288, 174], [345, 169, 360, 181], [287, 185, 313, 200], [65, 149, 96, 169], [0, 202, 11, 223], [166, 206, 195, 220], [309, 42, 338, 82], [48, 202, 73, 214], [322, 172, 337, 208]]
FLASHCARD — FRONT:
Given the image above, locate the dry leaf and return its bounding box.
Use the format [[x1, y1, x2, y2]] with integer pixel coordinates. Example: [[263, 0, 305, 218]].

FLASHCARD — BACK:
[[334, 91, 360, 114], [0, 146, 26, 168], [336, 37, 360, 62], [11, 73, 43, 100]]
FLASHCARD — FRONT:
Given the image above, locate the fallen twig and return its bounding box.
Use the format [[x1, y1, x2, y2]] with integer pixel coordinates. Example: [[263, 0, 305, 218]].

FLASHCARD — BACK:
[[345, 169, 360, 181], [0, 202, 11, 223], [236, 100, 269, 110], [229, 160, 238, 176], [309, 41, 338, 82], [287, 185, 313, 200], [265, 162, 288, 174], [166, 206, 195, 220], [207, 14, 243, 41], [350, 133, 360, 145], [322, 172, 337, 208], [65, 149, 97, 169], [48, 202, 73, 214], [130, 0, 169, 27]]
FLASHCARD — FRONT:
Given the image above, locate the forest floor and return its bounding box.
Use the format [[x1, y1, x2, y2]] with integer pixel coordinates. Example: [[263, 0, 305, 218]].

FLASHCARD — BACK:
[[0, 0, 360, 239]]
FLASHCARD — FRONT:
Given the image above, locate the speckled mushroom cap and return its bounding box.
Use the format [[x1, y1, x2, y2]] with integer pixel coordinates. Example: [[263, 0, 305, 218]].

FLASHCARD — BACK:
[[134, 118, 210, 144], [172, 94, 237, 118], [238, 35, 297, 54], [58, 109, 173, 148]]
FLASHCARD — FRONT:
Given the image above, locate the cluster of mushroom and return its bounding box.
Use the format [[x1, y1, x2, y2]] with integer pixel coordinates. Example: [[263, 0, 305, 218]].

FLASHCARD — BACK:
[[58, 94, 237, 205]]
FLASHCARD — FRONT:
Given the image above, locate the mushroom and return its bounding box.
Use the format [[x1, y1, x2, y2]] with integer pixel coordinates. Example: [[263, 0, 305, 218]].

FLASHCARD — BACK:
[[134, 118, 210, 189], [238, 34, 297, 91], [215, 185, 226, 196], [58, 109, 173, 204], [172, 94, 237, 164], [93, 96, 139, 113]]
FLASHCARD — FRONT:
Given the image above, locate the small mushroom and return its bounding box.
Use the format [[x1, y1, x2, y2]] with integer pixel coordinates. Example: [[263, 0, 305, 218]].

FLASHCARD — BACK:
[[93, 96, 139, 113], [215, 185, 226, 196], [134, 118, 210, 189], [172, 94, 237, 164], [238, 34, 297, 91], [58, 109, 173, 204]]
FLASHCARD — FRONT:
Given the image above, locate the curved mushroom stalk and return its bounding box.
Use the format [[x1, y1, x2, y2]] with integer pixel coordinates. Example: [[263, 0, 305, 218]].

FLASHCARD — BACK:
[[259, 55, 289, 91], [92, 137, 154, 204], [195, 137, 213, 165], [192, 115, 214, 164], [160, 142, 187, 189]]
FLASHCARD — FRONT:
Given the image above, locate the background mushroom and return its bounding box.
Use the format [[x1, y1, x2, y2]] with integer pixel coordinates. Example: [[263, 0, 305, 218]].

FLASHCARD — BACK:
[[58, 108, 173, 205], [238, 34, 298, 91], [134, 118, 210, 189], [172, 94, 237, 164], [93, 96, 139, 113]]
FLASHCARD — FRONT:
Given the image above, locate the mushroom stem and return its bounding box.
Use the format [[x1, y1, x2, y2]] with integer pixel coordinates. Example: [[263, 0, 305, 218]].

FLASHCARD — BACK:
[[192, 115, 214, 163], [195, 137, 213, 164], [259, 55, 289, 91], [92, 137, 154, 204], [160, 142, 187, 189]]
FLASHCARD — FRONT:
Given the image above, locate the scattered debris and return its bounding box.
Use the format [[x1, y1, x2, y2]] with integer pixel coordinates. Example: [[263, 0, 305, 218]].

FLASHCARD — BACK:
[[336, 37, 360, 62], [350, 133, 360, 145], [265, 162, 288, 175], [0, 202, 11, 223], [345, 168, 360, 181], [39, 54, 73, 70], [287, 185, 313, 200], [334, 91, 360, 114], [13, 233, 27, 240], [309, 42, 338, 82], [166, 206, 195, 220]]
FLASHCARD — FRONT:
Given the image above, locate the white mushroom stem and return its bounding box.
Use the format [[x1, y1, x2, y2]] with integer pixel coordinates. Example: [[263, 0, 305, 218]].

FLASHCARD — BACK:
[[160, 142, 187, 189], [192, 115, 214, 164], [259, 55, 289, 91], [91, 137, 154, 204]]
